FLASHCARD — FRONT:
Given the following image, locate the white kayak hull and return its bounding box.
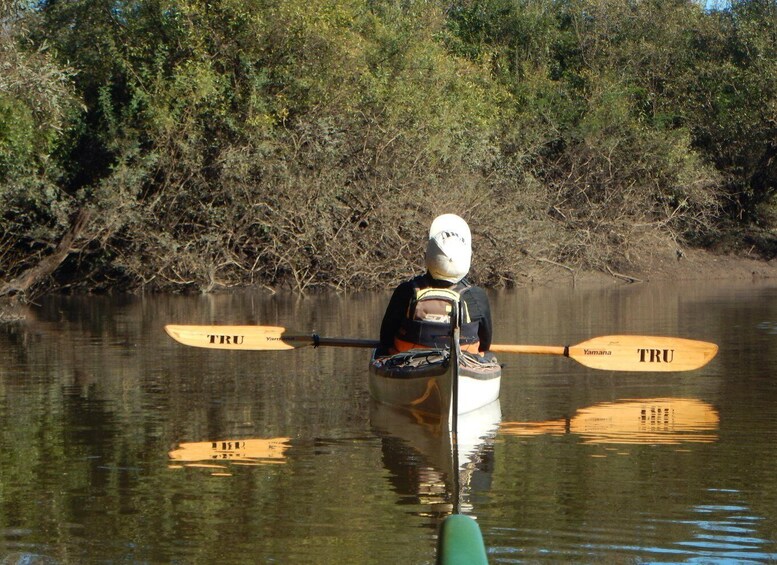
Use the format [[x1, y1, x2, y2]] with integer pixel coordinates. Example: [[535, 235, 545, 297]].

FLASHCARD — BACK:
[[368, 349, 501, 418]]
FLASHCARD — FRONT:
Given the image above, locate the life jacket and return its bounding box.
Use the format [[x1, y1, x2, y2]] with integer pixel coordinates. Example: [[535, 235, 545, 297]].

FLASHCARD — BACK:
[[393, 280, 481, 353]]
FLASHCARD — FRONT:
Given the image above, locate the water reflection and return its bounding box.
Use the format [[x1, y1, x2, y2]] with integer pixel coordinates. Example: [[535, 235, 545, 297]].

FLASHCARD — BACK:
[[370, 400, 501, 521], [3, 283, 777, 563], [168, 437, 291, 475], [500, 397, 719, 445]]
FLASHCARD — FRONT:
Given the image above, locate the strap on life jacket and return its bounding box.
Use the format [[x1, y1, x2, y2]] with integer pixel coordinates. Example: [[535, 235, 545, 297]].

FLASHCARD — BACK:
[[394, 282, 481, 353]]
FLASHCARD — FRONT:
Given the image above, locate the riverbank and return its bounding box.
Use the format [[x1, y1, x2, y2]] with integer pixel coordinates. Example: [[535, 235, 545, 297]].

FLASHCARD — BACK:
[[525, 247, 777, 289], [636, 249, 777, 282], [2, 248, 777, 325]]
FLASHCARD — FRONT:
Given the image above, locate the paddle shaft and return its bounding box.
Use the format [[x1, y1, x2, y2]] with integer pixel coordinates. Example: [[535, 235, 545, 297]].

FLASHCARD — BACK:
[[307, 336, 378, 348], [309, 339, 550, 352], [491, 344, 565, 356], [250, 337, 568, 356], [301, 341, 565, 355]]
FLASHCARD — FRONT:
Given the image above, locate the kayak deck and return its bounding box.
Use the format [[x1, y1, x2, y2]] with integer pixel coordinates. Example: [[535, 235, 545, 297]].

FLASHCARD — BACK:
[[368, 349, 501, 417]]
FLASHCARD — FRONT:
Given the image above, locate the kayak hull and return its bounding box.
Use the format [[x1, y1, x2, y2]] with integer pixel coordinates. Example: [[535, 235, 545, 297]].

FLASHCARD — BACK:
[[368, 349, 501, 418]]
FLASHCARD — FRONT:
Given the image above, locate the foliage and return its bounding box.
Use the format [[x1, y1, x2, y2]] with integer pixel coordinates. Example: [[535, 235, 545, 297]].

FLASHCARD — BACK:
[[0, 35, 82, 280], [683, 0, 777, 225], [1, 0, 776, 293]]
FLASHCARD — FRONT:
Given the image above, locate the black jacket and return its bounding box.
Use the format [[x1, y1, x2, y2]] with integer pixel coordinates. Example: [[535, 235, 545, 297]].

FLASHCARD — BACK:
[[378, 273, 493, 355]]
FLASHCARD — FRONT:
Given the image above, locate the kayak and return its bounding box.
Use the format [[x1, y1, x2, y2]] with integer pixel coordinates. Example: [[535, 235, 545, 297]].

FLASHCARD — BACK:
[[436, 514, 489, 565], [368, 348, 501, 418], [368, 316, 501, 422]]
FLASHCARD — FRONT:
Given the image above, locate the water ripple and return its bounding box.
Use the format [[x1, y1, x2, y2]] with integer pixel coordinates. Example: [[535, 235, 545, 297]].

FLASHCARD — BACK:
[[756, 321, 777, 334], [487, 489, 777, 563]]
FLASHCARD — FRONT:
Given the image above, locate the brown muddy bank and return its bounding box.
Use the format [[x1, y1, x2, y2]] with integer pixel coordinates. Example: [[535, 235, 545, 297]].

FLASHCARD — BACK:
[[502, 247, 777, 290]]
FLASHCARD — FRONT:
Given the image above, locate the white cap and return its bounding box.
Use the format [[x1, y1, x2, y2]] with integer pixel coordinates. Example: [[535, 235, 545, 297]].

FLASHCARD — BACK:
[[425, 214, 472, 283]]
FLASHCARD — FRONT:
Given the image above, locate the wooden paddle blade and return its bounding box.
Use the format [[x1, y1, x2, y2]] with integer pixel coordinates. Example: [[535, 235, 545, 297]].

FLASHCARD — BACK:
[[164, 325, 379, 350], [567, 335, 718, 372], [164, 325, 312, 350]]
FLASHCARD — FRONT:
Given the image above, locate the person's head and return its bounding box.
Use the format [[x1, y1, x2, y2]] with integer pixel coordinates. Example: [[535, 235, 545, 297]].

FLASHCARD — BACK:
[[425, 214, 472, 283]]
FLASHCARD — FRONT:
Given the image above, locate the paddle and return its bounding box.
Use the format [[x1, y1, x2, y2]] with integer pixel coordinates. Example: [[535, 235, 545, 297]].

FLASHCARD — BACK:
[[164, 325, 718, 372]]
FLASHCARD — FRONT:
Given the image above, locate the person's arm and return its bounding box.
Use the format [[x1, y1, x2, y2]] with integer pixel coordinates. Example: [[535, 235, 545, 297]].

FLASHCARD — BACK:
[[378, 282, 412, 355], [468, 287, 493, 351]]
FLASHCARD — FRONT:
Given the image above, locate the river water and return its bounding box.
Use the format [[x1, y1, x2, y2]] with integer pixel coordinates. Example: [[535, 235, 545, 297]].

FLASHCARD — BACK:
[[1, 279, 777, 564]]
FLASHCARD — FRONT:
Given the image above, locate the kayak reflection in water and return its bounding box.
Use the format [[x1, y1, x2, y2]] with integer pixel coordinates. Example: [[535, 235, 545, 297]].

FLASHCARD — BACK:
[[377, 213, 494, 359]]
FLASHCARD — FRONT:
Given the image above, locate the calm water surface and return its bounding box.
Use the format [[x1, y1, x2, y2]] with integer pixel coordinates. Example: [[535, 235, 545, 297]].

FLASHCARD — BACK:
[[1, 280, 777, 563]]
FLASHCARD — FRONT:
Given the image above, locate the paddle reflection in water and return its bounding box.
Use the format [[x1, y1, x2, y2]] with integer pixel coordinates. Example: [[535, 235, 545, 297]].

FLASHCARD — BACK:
[[500, 397, 719, 445], [168, 437, 291, 476], [370, 400, 501, 522]]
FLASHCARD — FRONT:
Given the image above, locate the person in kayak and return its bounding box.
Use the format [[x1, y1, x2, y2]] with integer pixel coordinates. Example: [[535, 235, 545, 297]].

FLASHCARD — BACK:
[[377, 213, 493, 356]]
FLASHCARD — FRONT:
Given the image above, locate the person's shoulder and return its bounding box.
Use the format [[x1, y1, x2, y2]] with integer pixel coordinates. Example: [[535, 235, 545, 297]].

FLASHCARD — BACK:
[[392, 274, 425, 294], [404, 273, 432, 288], [460, 279, 489, 299], [458, 277, 483, 290]]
